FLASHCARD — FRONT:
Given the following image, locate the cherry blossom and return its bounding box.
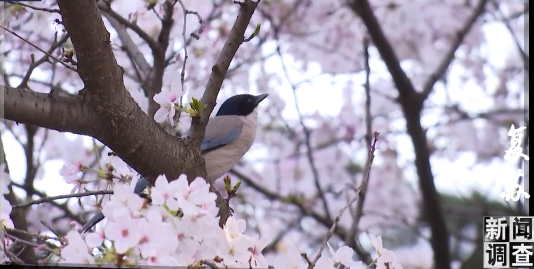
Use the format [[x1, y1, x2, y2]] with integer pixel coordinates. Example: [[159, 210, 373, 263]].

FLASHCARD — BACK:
[[371, 235, 405, 269], [173, 175, 217, 216], [224, 216, 247, 241], [248, 234, 270, 268], [29, 174, 397, 268], [150, 175, 181, 211], [327, 243, 360, 267], [60, 231, 95, 264], [104, 212, 142, 254], [153, 90, 180, 126], [59, 162, 83, 178], [273, 248, 308, 269]]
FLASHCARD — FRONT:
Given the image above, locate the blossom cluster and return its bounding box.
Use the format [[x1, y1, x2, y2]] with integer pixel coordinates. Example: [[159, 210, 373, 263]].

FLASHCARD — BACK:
[[1, 163, 403, 268]]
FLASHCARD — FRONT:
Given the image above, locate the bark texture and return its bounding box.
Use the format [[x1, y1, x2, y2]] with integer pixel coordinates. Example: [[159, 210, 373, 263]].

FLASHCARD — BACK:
[[2, 0, 259, 183]]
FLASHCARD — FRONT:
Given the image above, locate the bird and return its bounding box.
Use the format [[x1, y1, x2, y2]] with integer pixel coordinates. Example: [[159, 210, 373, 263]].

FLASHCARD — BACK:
[[80, 93, 268, 233]]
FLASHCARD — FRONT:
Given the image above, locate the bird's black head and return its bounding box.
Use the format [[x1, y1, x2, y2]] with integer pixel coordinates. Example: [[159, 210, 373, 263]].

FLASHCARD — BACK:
[[215, 93, 269, 116]]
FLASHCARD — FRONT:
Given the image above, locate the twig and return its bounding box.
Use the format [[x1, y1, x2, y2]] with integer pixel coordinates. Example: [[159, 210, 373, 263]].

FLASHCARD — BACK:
[[307, 132, 380, 269], [6, 1, 60, 13], [12, 190, 113, 209], [174, 0, 205, 99], [187, 0, 260, 228], [274, 43, 331, 221], [191, 0, 260, 140], [5, 228, 59, 243], [3, 248, 24, 265], [97, 1, 160, 52], [165, 4, 220, 66], [100, 12, 151, 81], [177, 0, 189, 97], [9, 182, 86, 225], [0, 25, 77, 72], [354, 35, 373, 223], [3, 233, 55, 253], [343, 35, 373, 263]]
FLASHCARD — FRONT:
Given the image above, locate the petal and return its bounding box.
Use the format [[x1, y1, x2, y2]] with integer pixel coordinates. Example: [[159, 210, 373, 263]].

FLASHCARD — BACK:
[[153, 91, 170, 105], [154, 108, 169, 123], [371, 235, 383, 253], [155, 175, 169, 188], [327, 242, 335, 256], [60, 163, 80, 176], [168, 108, 176, 126], [85, 233, 103, 248]]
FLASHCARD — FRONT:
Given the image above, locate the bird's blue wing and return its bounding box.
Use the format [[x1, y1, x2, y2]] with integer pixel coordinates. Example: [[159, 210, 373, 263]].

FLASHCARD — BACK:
[[200, 116, 244, 154], [81, 177, 151, 233]]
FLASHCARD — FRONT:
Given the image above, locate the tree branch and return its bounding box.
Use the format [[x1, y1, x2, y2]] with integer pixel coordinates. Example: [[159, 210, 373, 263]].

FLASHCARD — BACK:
[[190, 0, 260, 142], [1, 85, 99, 135], [347, 1, 452, 269], [188, 0, 260, 226], [420, 0, 488, 100], [12, 190, 113, 209], [10, 182, 86, 225]]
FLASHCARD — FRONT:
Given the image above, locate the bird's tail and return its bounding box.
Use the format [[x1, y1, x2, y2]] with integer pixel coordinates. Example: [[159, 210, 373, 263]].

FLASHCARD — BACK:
[[81, 211, 105, 233], [80, 177, 152, 233]]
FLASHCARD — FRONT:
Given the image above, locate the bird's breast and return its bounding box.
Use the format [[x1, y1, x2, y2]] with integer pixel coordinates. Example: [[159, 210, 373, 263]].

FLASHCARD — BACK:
[[203, 113, 257, 181]]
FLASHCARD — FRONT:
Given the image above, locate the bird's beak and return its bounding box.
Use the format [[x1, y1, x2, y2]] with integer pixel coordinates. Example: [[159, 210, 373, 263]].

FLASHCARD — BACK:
[[254, 93, 269, 106]]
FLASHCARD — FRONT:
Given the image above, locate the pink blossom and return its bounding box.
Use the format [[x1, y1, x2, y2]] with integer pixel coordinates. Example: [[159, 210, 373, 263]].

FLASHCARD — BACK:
[[59, 163, 82, 178], [153, 90, 179, 126], [104, 212, 141, 254]]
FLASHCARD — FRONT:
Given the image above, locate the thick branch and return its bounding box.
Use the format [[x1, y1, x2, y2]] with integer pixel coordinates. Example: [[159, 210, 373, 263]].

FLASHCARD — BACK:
[[36, 0, 259, 185], [347, 1, 452, 269], [56, 0, 124, 105], [1, 85, 98, 135], [190, 0, 260, 142], [52, 0, 205, 182]]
